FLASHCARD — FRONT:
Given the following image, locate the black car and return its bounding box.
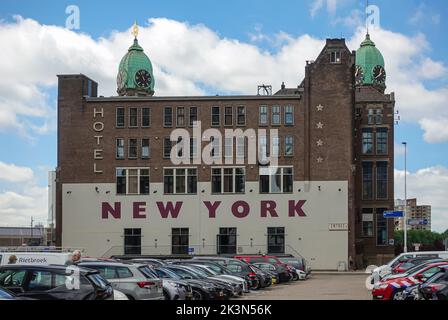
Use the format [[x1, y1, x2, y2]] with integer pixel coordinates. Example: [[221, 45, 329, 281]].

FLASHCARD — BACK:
[[156, 266, 227, 300], [0, 286, 34, 300], [169, 259, 251, 293], [0, 265, 113, 300], [249, 265, 272, 288], [253, 262, 292, 283], [193, 257, 260, 290], [419, 266, 448, 300]]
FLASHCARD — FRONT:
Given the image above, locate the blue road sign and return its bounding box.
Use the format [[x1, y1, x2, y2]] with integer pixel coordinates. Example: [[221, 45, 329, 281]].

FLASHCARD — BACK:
[[383, 211, 404, 218], [408, 219, 428, 226], [188, 247, 194, 254]]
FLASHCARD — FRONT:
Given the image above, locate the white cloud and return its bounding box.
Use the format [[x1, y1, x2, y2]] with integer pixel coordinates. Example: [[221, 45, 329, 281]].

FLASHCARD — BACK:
[[395, 167, 448, 233], [420, 118, 448, 143], [0, 162, 34, 183], [409, 3, 441, 26]]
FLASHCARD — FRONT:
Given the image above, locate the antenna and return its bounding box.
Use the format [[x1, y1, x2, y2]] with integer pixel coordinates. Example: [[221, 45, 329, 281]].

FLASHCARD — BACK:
[[366, 0, 369, 35]]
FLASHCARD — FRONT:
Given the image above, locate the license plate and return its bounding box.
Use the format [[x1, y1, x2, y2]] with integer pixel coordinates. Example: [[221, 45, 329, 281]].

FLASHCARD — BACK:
[[272, 278, 277, 284], [219, 291, 224, 297]]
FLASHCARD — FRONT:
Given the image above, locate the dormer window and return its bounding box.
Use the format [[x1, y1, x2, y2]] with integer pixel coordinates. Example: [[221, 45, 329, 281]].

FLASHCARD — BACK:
[[330, 51, 341, 64]]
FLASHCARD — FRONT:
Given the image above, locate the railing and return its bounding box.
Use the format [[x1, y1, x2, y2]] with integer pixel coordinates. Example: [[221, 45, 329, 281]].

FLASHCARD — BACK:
[[0, 246, 85, 253], [101, 244, 305, 259]]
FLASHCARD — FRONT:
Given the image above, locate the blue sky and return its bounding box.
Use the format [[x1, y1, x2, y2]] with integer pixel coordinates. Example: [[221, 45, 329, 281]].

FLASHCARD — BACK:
[[0, 0, 447, 231]]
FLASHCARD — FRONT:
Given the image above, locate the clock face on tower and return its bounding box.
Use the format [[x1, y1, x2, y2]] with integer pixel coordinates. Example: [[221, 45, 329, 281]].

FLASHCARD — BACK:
[[355, 65, 364, 86], [135, 69, 152, 88], [373, 65, 386, 84]]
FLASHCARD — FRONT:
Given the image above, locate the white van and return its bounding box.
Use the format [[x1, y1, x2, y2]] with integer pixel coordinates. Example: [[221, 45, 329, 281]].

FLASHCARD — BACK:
[[0, 252, 72, 266], [371, 251, 448, 282]]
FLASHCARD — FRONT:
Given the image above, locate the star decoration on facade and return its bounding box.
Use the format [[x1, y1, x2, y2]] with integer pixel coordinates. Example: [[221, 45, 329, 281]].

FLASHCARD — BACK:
[[317, 157, 324, 163], [317, 139, 324, 147], [316, 104, 324, 112], [316, 122, 324, 129]]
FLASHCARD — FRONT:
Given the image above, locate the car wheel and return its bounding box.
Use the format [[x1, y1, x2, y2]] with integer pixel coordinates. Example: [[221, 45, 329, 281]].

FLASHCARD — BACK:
[[252, 280, 261, 290], [192, 290, 203, 300], [292, 273, 299, 281], [163, 290, 171, 300], [392, 290, 405, 301]]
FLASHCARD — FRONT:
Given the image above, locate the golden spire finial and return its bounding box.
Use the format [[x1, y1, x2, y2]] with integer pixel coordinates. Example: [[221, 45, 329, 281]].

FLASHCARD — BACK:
[[131, 20, 139, 39]]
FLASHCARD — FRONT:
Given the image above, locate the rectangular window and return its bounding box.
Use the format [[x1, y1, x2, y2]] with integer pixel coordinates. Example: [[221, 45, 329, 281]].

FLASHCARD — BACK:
[[217, 228, 237, 255], [267, 227, 285, 254], [272, 106, 281, 125], [362, 162, 373, 200], [376, 128, 388, 155], [211, 106, 220, 126], [259, 135, 268, 163], [224, 106, 233, 126], [260, 167, 293, 194], [189, 106, 198, 127], [128, 138, 137, 159], [237, 106, 246, 126], [141, 107, 151, 127], [116, 168, 149, 195], [116, 138, 125, 159], [285, 136, 294, 156], [362, 208, 374, 237], [116, 107, 125, 128], [164, 107, 173, 127], [163, 137, 172, 158], [330, 51, 341, 64], [124, 228, 141, 255], [176, 107, 185, 127], [284, 105, 294, 125], [211, 167, 245, 194], [259, 105, 268, 125], [368, 109, 383, 125], [172, 228, 189, 255], [376, 161, 388, 200], [376, 208, 388, 246], [362, 128, 373, 154], [375, 109, 383, 125], [129, 108, 138, 127], [164, 168, 197, 194], [141, 138, 150, 159]]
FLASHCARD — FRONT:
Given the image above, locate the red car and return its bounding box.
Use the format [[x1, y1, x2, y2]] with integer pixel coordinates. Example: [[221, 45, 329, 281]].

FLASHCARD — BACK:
[[372, 261, 448, 300]]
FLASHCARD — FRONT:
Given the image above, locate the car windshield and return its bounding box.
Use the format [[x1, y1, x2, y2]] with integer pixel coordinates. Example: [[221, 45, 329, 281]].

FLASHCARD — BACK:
[[196, 265, 219, 276], [426, 271, 446, 284], [185, 266, 210, 278]]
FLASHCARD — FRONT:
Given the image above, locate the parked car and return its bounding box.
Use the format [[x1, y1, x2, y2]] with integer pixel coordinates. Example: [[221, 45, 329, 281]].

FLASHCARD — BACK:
[[391, 257, 442, 274], [0, 265, 113, 300], [185, 263, 245, 295], [372, 261, 448, 300], [249, 265, 273, 288], [252, 262, 291, 283], [235, 255, 295, 281], [169, 260, 249, 293], [160, 266, 227, 300], [138, 264, 192, 300], [192, 257, 260, 290], [78, 261, 163, 300], [0, 286, 35, 300], [369, 251, 448, 284], [278, 256, 311, 279], [418, 265, 448, 300]]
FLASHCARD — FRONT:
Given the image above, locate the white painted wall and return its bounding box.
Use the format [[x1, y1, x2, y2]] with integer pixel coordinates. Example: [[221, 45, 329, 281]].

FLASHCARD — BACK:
[[62, 181, 348, 270]]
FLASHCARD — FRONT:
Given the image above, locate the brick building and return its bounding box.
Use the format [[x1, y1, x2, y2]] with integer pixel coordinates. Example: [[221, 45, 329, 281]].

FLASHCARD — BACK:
[[55, 29, 395, 269]]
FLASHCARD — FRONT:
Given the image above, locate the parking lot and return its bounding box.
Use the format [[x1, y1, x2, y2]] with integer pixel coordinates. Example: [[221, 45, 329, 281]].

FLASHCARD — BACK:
[[238, 273, 371, 300]]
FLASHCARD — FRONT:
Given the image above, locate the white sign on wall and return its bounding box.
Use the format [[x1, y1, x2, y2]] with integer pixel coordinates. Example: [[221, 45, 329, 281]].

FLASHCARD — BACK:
[[329, 223, 348, 231]]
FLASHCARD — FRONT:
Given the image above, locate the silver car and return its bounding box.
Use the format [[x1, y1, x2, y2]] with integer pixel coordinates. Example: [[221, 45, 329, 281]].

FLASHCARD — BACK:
[[78, 261, 164, 300]]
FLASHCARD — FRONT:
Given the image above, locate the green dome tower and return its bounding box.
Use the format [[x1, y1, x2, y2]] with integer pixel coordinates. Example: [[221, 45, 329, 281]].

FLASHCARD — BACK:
[[355, 33, 386, 92], [117, 22, 155, 96]]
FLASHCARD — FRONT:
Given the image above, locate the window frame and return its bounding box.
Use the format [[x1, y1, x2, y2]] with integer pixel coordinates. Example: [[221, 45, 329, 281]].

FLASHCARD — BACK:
[[224, 106, 233, 126], [259, 166, 293, 194], [128, 107, 138, 128], [164, 107, 173, 127], [141, 107, 151, 128], [116, 138, 125, 159], [236, 106, 246, 126], [211, 106, 220, 127], [141, 138, 150, 159], [211, 167, 246, 194], [259, 105, 268, 126], [176, 106, 186, 127], [284, 105, 294, 125], [163, 167, 198, 195], [271, 105, 281, 125], [128, 138, 138, 159], [116, 168, 150, 195], [116, 107, 125, 128]]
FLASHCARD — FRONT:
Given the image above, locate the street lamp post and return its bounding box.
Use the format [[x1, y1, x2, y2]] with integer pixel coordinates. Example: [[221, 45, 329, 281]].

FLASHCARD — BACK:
[[402, 142, 408, 253]]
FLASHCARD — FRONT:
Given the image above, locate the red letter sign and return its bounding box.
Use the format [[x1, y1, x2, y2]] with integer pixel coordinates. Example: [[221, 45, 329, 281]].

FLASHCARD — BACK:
[[133, 202, 146, 219], [203, 201, 221, 218], [288, 200, 307, 217], [261, 201, 279, 217], [102, 202, 121, 219], [232, 201, 250, 218], [157, 202, 183, 218]]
